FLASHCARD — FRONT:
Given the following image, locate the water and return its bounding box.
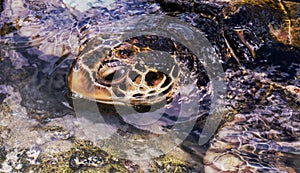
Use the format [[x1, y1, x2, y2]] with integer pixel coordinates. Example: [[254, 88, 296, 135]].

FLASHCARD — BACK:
[[0, 0, 300, 172]]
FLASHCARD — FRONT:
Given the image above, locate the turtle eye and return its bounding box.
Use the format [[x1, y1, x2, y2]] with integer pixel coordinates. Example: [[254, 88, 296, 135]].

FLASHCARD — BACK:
[[112, 43, 139, 59], [114, 49, 135, 59], [118, 49, 133, 58]]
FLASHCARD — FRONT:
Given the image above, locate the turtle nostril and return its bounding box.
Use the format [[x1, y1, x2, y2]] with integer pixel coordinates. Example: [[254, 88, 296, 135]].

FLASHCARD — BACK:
[[102, 59, 124, 67]]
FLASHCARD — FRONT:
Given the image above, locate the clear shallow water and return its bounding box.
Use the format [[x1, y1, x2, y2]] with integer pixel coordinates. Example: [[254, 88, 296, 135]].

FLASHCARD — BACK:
[[63, 0, 116, 11], [0, 0, 300, 172]]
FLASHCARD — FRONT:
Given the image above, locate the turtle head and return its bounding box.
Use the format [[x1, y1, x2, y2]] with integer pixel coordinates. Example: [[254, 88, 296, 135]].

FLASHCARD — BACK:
[[68, 40, 176, 106]]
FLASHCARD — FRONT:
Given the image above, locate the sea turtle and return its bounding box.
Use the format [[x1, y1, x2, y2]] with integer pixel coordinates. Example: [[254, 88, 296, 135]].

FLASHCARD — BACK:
[[0, 0, 211, 171], [0, 0, 300, 172]]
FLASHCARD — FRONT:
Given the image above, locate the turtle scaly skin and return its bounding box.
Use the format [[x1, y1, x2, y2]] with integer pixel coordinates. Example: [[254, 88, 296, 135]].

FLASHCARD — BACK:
[[68, 35, 209, 106]]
